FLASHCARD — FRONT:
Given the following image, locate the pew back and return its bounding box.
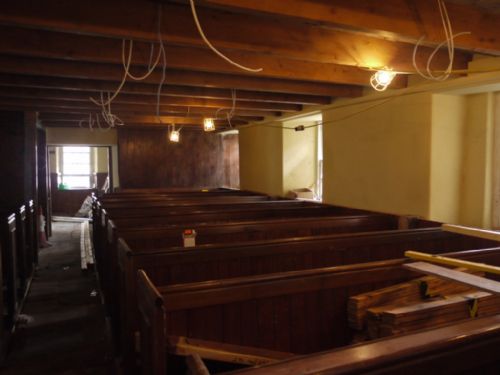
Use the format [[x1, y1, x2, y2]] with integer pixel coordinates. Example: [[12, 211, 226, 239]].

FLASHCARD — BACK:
[[137, 247, 500, 374]]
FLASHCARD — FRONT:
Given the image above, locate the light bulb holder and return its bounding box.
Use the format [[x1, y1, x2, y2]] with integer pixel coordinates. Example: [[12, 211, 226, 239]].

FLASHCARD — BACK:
[[203, 118, 216, 132], [370, 70, 396, 91], [169, 129, 180, 143]]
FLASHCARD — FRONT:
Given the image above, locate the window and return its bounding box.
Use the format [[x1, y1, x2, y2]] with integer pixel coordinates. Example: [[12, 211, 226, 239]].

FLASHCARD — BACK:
[[60, 147, 92, 189]]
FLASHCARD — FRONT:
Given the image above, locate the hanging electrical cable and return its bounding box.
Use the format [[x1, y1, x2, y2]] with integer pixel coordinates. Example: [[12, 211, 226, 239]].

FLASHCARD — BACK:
[[155, 6, 167, 125], [214, 89, 237, 128], [189, 0, 263, 73], [87, 3, 167, 130], [412, 0, 470, 81]]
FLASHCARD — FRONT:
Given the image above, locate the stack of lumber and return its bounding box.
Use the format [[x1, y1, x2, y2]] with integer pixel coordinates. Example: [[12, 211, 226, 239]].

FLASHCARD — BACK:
[[348, 268, 500, 340], [80, 220, 94, 271]]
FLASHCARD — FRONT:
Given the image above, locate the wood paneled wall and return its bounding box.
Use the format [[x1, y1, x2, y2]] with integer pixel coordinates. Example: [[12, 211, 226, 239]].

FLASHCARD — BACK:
[[223, 134, 240, 188], [50, 173, 93, 216], [0, 110, 37, 208], [117, 128, 239, 189]]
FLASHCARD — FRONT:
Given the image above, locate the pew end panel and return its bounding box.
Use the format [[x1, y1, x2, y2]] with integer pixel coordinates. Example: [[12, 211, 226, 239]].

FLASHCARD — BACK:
[[137, 269, 167, 375]]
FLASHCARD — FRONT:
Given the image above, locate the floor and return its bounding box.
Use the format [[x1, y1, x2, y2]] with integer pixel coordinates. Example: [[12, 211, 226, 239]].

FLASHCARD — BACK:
[[1, 221, 115, 375]]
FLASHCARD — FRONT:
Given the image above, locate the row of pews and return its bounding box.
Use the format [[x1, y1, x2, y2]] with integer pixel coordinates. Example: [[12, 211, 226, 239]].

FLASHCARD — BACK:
[[0, 200, 38, 359], [92, 188, 500, 374]]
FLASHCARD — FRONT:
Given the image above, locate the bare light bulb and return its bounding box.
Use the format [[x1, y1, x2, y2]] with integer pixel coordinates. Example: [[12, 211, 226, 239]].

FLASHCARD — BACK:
[[169, 129, 180, 143], [370, 70, 396, 91], [203, 118, 215, 132]]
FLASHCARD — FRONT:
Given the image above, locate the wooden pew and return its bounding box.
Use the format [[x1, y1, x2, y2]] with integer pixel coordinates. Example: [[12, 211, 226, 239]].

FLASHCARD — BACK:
[[95, 203, 371, 290], [101, 213, 399, 351], [118, 228, 495, 364], [224, 315, 500, 375], [0, 212, 17, 360], [14, 205, 27, 295], [136, 246, 500, 375], [25, 199, 38, 267]]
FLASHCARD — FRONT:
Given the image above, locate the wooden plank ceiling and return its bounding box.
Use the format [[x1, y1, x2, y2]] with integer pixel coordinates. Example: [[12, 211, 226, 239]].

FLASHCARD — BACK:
[[0, 0, 498, 131]]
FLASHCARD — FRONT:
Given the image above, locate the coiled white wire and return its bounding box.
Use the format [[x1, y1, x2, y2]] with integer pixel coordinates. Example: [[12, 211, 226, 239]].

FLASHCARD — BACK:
[[189, 0, 262, 73], [412, 0, 470, 81]]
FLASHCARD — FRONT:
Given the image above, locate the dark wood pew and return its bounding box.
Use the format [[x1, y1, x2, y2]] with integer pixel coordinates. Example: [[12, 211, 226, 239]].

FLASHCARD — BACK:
[[136, 246, 500, 375], [115, 214, 400, 249], [25, 199, 38, 267], [224, 315, 500, 375], [101, 213, 399, 351], [0, 212, 17, 360], [113, 188, 260, 195], [94, 203, 370, 282], [14, 205, 27, 296], [118, 229, 495, 365], [98, 195, 272, 206]]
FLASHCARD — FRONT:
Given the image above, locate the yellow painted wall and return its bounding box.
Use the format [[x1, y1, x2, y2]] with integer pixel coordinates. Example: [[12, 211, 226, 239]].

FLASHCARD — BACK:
[[459, 93, 494, 228], [429, 94, 466, 223], [95, 147, 109, 173], [322, 93, 432, 217], [282, 123, 317, 196], [239, 123, 283, 196]]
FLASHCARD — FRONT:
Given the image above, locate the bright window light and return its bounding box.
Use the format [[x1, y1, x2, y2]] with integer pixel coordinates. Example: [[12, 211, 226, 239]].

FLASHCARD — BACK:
[[61, 146, 92, 189]]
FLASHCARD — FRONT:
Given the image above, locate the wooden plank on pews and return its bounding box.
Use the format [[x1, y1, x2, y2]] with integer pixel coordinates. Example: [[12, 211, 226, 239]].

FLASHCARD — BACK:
[[404, 262, 500, 295], [372, 291, 500, 338], [186, 354, 210, 375], [84, 220, 94, 267], [348, 269, 482, 330], [80, 222, 87, 271], [442, 224, 500, 243], [167, 336, 294, 366], [80, 221, 94, 270], [406, 250, 500, 275]]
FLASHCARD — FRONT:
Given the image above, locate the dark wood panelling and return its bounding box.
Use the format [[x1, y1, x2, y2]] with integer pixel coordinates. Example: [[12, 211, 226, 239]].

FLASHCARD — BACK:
[[37, 129, 50, 236], [0, 110, 37, 207], [222, 134, 239, 188], [50, 173, 93, 216], [118, 128, 238, 189]]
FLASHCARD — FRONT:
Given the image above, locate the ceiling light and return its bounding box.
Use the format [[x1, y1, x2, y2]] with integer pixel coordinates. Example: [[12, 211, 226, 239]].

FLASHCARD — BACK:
[[370, 70, 396, 91], [169, 129, 180, 143], [203, 118, 215, 132]]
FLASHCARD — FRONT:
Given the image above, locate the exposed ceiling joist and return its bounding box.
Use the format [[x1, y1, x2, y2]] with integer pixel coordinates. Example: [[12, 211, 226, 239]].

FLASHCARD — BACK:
[[0, 26, 397, 87], [197, 0, 500, 55], [0, 74, 329, 105], [0, 1, 472, 71], [0, 86, 301, 112], [0, 54, 359, 97]]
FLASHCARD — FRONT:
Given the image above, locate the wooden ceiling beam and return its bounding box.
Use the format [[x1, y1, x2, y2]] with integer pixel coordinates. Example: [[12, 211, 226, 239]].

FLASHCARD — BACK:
[[0, 97, 282, 117], [0, 55, 360, 97], [0, 2, 472, 70], [38, 113, 263, 123], [0, 26, 386, 86], [0, 74, 331, 105], [0, 101, 280, 118], [40, 121, 234, 130], [198, 0, 500, 55], [0, 86, 301, 112]]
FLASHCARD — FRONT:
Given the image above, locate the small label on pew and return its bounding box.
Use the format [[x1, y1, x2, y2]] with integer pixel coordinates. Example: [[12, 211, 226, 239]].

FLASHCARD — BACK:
[[183, 229, 196, 248]]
